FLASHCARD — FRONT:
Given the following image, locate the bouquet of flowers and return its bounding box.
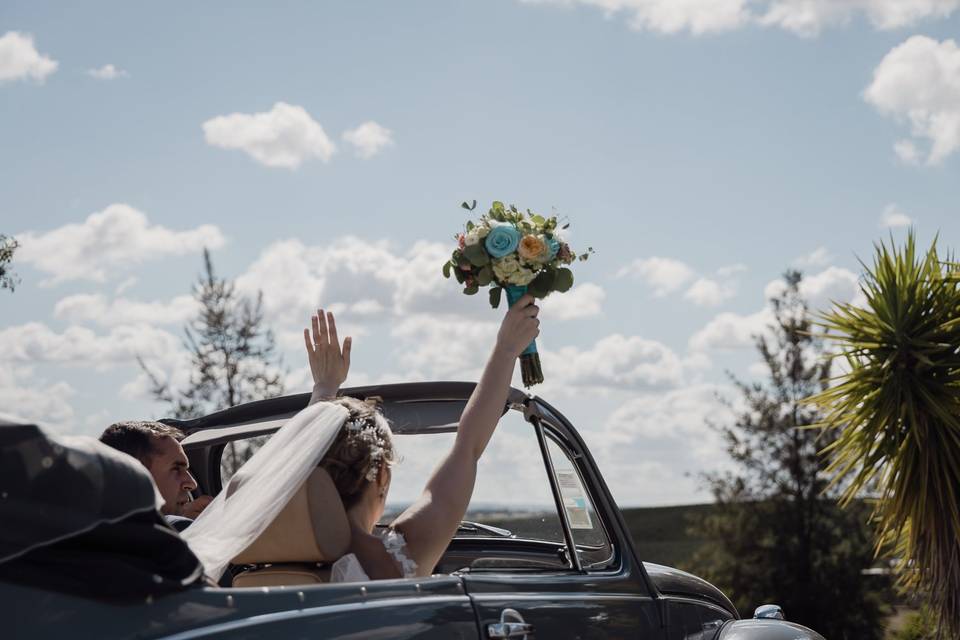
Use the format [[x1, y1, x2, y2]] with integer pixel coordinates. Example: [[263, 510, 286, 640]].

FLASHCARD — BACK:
[[442, 200, 592, 387]]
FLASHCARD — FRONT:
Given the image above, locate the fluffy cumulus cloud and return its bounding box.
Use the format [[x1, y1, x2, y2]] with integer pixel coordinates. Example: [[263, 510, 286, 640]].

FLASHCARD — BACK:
[[15, 204, 225, 285], [522, 0, 958, 36], [87, 63, 128, 80], [618, 256, 696, 296], [879, 203, 914, 228], [0, 322, 182, 369], [793, 246, 832, 269], [53, 293, 198, 327], [0, 366, 75, 430], [620, 257, 741, 306], [539, 283, 605, 320], [546, 333, 688, 390], [865, 36, 960, 166], [235, 236, 477, 327], [342, 121, 394, 159], [203, 102, 336, 169], [690, 265, 861, 352], [0, 31, 58, 85], [596, 383, 737, 505]]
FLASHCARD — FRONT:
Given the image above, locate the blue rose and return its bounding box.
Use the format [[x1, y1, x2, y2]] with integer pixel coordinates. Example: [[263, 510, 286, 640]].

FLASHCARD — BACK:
[[545, 236, 560, 260], [484, 223, 521, 258]]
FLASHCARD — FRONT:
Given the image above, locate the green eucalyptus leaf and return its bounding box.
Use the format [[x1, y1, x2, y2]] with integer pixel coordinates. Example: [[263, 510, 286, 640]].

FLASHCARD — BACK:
[[461, 200, 477, 211], [464, 244, 490, 267], [464, 283, 479, 295], [554, 267, 574, 292], [477, 265, 493, 286], [489, 286, 503, 309], [442, 261, 452, 278], [528, 270, 554, 298]]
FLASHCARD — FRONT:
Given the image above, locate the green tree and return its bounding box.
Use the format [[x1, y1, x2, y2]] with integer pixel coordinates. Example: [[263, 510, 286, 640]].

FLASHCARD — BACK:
[[690, 270, 884, 640], [813, 233, 960, 638], [139, 249, 284, 474], [0, 235, 20, 292]]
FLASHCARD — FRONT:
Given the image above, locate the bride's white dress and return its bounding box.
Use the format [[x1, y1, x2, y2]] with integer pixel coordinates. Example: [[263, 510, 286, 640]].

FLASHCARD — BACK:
[[331, 529, 418, 582]]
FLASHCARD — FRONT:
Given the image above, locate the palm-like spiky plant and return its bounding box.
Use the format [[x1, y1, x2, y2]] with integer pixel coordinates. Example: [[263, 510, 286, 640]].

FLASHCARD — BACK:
[[812, 232, 960, 638]]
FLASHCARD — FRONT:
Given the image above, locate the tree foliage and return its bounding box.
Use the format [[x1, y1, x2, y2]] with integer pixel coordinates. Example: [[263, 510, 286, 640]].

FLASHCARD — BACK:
[[690, 270, 885, 640], [139, 249, 284, 474], [0, 235, 20, 292], [812, 233, 960, 638]]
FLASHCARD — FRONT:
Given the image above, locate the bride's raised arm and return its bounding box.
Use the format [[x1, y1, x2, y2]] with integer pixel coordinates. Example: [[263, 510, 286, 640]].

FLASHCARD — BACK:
[[390, 294, 541, 575]]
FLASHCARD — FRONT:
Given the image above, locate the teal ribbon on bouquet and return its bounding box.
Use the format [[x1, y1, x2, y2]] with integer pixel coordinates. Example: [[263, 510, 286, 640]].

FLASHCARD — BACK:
[[504, 285, 544, 387]]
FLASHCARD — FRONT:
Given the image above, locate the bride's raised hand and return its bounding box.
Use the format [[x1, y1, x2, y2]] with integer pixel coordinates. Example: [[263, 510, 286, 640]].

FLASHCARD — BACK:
[[494, 294, 540, 360], [304, 309, 352, 402]]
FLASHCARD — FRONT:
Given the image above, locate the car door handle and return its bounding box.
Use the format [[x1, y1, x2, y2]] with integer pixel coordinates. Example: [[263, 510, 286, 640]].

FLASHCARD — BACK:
[[487, 608, 533, 639]]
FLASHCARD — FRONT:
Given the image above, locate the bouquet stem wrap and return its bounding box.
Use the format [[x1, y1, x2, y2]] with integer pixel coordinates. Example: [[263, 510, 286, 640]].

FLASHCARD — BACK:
[[505, 285, 544, 387]]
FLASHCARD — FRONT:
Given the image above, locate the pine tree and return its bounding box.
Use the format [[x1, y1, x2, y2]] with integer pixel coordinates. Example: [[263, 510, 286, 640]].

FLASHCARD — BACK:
[[0, 235, 20, 292], [690, 270, 885, 640], [139, 249, 284, 474]]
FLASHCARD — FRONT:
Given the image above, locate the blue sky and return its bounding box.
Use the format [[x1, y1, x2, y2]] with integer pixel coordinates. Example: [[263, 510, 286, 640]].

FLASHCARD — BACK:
[[2, 1, 959, 505]]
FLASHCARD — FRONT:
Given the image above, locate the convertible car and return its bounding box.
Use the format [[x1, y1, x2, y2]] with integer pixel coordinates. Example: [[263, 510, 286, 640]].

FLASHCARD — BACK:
[[1, 383, 825, 639]]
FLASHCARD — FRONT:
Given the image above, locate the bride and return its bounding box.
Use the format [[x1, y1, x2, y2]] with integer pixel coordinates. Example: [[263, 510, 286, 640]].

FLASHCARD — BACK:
[[182, 295, 540, 582], [305, 297, 540, 580]]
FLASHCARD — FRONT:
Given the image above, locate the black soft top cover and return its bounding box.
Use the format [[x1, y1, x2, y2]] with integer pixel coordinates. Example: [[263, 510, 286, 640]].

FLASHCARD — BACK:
[[0, 420, 203, 600]]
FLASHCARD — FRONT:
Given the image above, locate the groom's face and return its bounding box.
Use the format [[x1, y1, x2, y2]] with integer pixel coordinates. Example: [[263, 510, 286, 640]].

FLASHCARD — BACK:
[[147, 436, 199, 516]]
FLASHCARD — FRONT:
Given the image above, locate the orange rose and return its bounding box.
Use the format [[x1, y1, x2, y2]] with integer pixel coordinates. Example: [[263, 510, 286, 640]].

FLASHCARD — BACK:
[[518, 234, 547, 262]]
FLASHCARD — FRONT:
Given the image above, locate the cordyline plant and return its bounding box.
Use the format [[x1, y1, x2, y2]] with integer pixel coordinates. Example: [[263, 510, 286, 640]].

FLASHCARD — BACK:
[[810, 232, 960, 638]]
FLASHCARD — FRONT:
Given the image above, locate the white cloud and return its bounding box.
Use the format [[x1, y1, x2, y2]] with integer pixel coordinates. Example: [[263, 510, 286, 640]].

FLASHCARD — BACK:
[[620, 257, 741, 306], [547, 333, 687, 390], [604, 383, 727, 441], [0, 31, 58, 85], [202, 102, 336, 169], [618, 256, 696, 296], [54, 293, 198, 327], [87, 63, 128, 80], [523, 0, 959, 36], [760, 0, 960, 36], [342, 121, 394, 159], [691, 265, 862, 351], [0, 322, 182, 369], [539, 283, 605, 320], [864, 36, 960, 166], [235, 237, 480, 330], [793, 247, 832, 269], [0, 366, 75, 430], [688, 308, 773, 352], [683, 276, 736, 307], [879, 203, 914, 228], [15, 204, 225, 285], [764, 265, 861, 312], [893, 139, 923, 165], [391, 314, 498, 380], [523, 0, 752, 35]]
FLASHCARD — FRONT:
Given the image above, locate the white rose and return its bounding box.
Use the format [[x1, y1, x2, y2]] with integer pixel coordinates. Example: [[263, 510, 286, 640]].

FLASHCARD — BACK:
[[477, 225, 491, 239], [464, 230, 480, 246]]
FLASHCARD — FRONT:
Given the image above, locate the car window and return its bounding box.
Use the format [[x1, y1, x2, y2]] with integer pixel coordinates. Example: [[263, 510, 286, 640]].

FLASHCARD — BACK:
[[385, 410, 565, 544], [545, 435, 615, 570], [219, 410, 566, 545]]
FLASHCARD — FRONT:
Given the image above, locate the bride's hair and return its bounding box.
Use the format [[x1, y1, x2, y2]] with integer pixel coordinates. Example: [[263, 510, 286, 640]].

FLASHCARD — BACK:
[[320, 396, 397, 508]]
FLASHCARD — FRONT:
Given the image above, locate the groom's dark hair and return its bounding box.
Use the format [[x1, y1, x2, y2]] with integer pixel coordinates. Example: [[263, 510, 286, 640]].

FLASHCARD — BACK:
[[100, 421, 185, 465]]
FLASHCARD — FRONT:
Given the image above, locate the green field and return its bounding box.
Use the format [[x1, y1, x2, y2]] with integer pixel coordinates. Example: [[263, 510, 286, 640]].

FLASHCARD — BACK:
[[620, 503, 718, 571]]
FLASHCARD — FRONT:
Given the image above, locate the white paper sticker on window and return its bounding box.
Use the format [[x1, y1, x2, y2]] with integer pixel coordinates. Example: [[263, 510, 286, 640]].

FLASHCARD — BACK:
[[556, 469, 593, 529]]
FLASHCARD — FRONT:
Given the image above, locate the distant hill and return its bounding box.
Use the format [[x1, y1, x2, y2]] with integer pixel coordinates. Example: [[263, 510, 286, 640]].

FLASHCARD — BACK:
[[620, 503, 719, 571]]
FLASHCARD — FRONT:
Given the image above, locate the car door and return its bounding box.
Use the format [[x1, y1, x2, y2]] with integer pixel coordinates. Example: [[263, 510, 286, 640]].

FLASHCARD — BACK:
[[462, 405, 663, 639]]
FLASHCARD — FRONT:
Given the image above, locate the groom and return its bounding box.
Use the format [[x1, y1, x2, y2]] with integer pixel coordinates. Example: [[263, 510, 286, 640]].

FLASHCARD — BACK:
[[99, 421, 212, 530]]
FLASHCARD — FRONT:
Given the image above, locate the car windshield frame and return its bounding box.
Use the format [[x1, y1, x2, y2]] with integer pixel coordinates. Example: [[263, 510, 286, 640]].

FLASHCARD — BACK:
[[177, 382, 619, 576]]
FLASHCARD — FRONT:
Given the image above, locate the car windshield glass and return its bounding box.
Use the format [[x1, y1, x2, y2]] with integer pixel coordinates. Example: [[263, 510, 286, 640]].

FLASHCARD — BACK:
[[220, 407, 565, 545], [384, 409, 564, 543]]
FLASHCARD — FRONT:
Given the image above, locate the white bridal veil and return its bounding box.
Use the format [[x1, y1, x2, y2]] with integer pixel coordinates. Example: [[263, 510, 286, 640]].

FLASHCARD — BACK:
[[181, 401, 349, 581]]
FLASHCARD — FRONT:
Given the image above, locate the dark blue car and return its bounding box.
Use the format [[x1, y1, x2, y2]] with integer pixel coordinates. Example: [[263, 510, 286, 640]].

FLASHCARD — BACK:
[[1, 383, 825, 639]]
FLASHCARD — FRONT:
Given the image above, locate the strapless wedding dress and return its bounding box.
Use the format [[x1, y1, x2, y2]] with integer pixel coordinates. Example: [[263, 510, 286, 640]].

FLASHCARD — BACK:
[[331, 529, 418, 582]]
